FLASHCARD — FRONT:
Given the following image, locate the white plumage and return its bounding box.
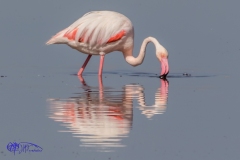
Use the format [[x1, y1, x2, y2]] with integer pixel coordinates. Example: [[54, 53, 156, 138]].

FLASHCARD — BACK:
[[47, 11, 133, 50]]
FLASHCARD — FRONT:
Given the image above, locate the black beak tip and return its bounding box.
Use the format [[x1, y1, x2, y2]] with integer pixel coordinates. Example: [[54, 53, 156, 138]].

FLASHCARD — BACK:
[[159, 74, 167, 79]]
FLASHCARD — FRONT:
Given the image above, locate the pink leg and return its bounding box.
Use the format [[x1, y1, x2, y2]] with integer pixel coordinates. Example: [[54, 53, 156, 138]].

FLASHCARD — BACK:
[[77, 55, 92, 76], [98, 55, 105, 76], [98, 76, 103, 102]]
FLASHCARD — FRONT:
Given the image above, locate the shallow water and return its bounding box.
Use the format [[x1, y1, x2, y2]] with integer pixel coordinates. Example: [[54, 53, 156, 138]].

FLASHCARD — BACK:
[[1, 69, 240, 159], [1, 0, 240, 159]]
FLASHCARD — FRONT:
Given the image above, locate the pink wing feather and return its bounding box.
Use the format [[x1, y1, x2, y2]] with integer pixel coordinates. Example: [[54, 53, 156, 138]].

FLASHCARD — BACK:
[[46, 11, 131, 46]]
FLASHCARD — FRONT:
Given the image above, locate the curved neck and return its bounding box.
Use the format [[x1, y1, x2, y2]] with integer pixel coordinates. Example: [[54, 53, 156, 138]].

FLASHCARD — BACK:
[[123, 37, 163, 66]]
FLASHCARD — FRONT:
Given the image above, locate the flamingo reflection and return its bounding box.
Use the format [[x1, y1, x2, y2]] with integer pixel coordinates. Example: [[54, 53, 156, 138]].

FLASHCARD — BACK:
[[47, 76, 169, 151], [137, 79, 169, 118]]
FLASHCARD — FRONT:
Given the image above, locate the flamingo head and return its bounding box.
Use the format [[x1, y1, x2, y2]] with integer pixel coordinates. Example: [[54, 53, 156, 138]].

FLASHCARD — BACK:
[[156, 48, 169, 79]]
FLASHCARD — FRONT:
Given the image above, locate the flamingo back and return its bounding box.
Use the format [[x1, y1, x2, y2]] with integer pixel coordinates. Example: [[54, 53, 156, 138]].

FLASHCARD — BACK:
[[46, 11, 133, 47]]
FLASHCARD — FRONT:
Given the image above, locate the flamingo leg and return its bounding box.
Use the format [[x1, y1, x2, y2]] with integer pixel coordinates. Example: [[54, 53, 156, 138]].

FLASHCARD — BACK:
[[77, 55, 92, 76], [98, 75, 103, 102], [98, 55, 105, 76]]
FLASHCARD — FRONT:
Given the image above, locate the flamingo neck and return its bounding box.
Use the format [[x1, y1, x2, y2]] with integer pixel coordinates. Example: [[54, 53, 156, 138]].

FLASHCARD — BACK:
[[123, 37, 164, 66]]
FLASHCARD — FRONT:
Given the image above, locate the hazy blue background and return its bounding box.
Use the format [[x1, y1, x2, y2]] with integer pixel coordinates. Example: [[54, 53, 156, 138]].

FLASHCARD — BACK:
[[0, 0, 240, 160]]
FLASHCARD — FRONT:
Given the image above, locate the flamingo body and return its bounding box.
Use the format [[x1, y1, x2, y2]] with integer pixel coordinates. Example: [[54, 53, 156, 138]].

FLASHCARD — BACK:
[[46, 11, 169, 77]]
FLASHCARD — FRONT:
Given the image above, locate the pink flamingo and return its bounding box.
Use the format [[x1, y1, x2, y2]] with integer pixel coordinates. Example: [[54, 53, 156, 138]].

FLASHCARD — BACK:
[[46, 11, 169, 78]]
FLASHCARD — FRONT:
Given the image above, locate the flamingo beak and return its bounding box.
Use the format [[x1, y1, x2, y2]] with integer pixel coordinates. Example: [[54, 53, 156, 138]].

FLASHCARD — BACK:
[[159, 58, 169, 79]]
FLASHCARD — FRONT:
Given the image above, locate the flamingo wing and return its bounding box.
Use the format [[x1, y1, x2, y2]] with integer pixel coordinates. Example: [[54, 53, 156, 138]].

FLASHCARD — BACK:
[[47, 11, 131, 46]]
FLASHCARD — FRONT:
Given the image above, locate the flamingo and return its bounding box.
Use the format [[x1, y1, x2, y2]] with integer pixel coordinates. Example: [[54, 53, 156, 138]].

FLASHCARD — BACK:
[[46, 11, 169, 78]]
